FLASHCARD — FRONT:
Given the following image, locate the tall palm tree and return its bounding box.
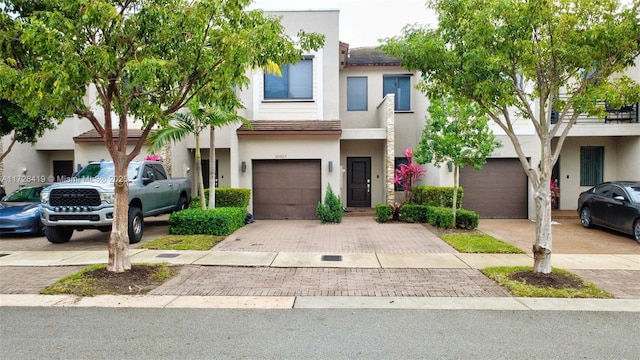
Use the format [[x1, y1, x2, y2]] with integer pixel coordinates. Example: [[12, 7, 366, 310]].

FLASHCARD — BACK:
[[147, 97, 246, 210]]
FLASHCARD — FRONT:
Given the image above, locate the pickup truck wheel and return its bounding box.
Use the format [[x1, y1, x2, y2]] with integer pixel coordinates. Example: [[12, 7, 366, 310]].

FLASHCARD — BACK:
[[128, 207, 144, 244], [175, 196, 189, 211], [45, 226, 73, 244]]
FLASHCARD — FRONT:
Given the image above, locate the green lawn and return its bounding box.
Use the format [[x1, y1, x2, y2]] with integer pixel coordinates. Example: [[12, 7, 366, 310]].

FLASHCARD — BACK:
[[138, 234, 226, 251], [440, 233, 525, 254]]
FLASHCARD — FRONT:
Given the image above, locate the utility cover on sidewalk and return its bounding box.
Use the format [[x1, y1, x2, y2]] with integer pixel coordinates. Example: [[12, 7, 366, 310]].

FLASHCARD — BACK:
[[321, 255, 343, 262]]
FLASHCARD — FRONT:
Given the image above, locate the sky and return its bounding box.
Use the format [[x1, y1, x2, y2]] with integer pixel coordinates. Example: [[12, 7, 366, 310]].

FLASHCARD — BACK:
[[250, 0, 437, 48]]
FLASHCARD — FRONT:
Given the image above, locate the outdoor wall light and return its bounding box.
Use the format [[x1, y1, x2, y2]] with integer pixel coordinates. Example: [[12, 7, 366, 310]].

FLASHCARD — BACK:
[[241, 161, 247, 173], [328, 161, 333, 172]]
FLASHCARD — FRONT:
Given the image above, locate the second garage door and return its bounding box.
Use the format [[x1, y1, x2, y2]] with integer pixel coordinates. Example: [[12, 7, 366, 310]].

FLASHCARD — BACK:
[[459, 158, 528, 219], [252, 159, 321, 220]]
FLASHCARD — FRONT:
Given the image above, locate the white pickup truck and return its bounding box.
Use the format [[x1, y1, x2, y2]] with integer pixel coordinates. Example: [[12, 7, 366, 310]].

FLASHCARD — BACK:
[[40, 160, 191, 244]]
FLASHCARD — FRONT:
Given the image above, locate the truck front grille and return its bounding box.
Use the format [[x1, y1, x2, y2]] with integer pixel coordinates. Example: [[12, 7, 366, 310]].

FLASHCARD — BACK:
[[50, 188, 101, 207], [49, 214, 101, 222]]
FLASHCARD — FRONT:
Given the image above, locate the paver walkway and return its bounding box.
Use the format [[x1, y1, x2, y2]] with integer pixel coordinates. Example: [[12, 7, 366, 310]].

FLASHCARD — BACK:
[[214, 218, 458, 253], [150, 266, 511, 297]]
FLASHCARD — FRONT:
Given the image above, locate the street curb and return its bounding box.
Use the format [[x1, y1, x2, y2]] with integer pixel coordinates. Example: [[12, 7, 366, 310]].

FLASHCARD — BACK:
[[2, 294, 639, 312]]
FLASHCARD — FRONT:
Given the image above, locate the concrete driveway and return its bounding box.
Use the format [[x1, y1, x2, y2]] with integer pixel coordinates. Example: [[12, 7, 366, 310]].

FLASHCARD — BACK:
[[0, 215, 169, 251], [2, 213, 638, 255], [478, 217, 640, 255]]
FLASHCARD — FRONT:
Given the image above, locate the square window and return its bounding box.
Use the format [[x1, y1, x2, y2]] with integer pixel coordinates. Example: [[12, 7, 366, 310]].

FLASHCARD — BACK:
[[383, 75, 411, 111], [580, 146, 603, 186], [347, 77, 368, 111], [264, 59, 313, 100]]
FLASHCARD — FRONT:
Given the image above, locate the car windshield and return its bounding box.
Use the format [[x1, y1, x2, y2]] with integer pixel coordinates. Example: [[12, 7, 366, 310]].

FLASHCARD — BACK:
[[3, 187, 42, 202], [74, 163, 140, 181], [628, 185, 640, 203]]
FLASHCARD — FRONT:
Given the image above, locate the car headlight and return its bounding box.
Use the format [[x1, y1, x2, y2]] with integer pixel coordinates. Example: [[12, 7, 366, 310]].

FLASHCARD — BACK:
[[101, 192, 116, 204], [17, 206, 39, 217], [41, 192, 50, 203]]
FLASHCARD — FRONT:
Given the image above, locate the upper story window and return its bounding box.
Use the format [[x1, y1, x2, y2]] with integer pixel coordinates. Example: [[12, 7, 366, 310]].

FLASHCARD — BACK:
[[347, 76, 368, 111], [264, 58, 313, 100], [383, 75, 411, 111]]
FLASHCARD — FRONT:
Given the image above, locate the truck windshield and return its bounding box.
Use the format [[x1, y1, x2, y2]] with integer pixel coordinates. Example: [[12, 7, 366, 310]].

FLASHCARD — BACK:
[[74, 163, 139, 181]]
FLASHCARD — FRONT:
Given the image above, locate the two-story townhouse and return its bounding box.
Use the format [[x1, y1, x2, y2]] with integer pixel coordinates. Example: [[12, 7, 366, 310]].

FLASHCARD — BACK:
[[2, 9, 638, 221], [455, 58, 640, 218]]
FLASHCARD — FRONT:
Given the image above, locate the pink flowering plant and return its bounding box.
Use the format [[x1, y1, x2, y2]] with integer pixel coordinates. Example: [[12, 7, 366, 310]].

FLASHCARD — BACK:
[[145, 154, 161, 161], [393, 148, 426, 204]]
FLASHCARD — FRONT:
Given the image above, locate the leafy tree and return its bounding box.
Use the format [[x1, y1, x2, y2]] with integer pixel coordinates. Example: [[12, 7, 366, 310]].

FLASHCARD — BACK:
[[381, 0, 640, 273], [0, 0, 324, 272], [0, 99, 54, 161], [146, 97, 247, 210], [415, 96, 500, 227]]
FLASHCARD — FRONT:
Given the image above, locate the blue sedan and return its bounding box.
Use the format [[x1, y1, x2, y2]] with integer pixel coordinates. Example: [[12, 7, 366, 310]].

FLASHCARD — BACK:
[[0, 185, 48, 236]]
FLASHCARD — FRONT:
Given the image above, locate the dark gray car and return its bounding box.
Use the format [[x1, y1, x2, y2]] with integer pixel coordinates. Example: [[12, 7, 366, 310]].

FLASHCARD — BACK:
[[578, 181, 640, 243]]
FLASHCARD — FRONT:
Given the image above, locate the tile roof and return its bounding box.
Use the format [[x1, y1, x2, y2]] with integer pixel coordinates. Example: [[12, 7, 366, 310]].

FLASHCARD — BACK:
[[237, 120, 342, 136], [73, 129, 145, 143], [346, 47, 402, 67]]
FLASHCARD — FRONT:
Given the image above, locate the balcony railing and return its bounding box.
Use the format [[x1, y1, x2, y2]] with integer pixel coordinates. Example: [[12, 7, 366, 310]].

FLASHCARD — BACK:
[[551, 101, 639, 124]]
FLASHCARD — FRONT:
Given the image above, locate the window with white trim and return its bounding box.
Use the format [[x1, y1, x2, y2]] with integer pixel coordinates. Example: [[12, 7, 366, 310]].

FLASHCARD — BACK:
[[264, 59, 313, 100]]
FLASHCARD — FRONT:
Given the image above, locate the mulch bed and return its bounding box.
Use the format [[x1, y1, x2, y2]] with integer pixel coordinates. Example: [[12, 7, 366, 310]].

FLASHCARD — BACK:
[[83, 265, 179, 295], [509, 270, 586, 289]]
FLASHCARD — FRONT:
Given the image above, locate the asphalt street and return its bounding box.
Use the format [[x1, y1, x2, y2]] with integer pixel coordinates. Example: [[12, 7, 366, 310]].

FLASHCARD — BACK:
[[1, 307, 638, 359]]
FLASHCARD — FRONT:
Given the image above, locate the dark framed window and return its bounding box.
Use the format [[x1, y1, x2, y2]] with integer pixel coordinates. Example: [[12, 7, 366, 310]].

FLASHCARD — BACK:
[[264, 59, 313, 100], [580, 146, 604, 186], [347, 76, 368, 111], [383, 75, 411, 111], [394, 157, 410, 191]]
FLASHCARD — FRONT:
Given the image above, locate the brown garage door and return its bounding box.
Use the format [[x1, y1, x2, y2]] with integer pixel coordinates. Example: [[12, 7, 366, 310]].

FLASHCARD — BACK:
[[252, 159, 321, 219], [459, 158, 528, 219]]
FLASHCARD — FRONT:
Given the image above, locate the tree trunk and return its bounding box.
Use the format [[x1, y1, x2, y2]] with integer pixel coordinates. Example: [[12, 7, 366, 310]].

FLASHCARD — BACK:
[[107, 155, 131, 273], [533, 140, 553, 274], [208, 127, 216, 209], [451, 164, 458, 228], [195, 135, 206, 210]]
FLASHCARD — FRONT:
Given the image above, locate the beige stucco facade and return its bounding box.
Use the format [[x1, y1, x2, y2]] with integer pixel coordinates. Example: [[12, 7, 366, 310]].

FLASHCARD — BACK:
[[2, 10, 638, 220]]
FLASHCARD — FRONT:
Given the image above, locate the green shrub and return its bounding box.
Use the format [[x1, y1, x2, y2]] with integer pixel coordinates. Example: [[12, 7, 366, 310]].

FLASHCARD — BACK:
[[316, 184, 343, 223], [375, 204, 392, 222], [190, 188, 251, 209], [456, 209, 479, 229], [169, 207, 246, 235], [424, 206, 479, 229], [398, 204, 430, 223], [216, 187, 251, 208], [413, 186, 463, 208], [426, 206, 455, 228]]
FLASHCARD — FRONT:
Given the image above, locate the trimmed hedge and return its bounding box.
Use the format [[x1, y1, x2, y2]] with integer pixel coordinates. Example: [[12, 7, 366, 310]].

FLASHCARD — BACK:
[[386, 203, 479, 229], [169, 207, 246, 235], [455, 209, 479, 229], [398, 204, 430, 223], [190, 187, 251, 209], [427, 206, 455, 228], [375, 204, 393, 223], [413, 186, 464, 209]]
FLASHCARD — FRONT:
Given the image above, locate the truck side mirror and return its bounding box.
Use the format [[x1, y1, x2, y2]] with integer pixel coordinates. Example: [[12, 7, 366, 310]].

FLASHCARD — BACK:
[[142, 170, 155, 185]]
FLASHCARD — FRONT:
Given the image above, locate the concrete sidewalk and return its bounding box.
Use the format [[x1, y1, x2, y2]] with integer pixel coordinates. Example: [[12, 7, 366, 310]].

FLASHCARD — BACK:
[[1, 248, 638, 270], [1, 216, 639, 310]]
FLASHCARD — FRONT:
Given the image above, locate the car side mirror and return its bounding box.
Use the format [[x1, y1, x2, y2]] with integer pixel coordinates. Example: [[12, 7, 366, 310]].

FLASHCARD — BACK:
[[142, 171, 155, 185]]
